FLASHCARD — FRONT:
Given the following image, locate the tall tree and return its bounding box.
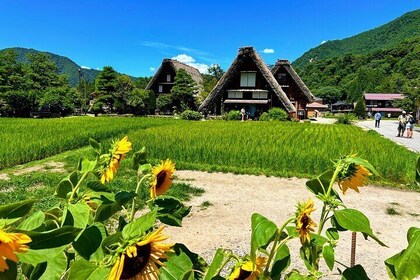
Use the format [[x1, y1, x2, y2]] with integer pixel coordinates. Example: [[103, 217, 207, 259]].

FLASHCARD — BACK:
[[25, 52, 63, 91], [208, 64, 224, 80], [315, 86, 344, 106], [353, 96, 367, 119], [0, 49, 25, 93], [170, 69, 197, 111], [95, 66, 118, 96]]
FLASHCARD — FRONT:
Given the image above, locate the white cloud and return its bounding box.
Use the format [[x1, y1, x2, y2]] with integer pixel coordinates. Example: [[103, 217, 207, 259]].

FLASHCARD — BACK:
[[80, 65, 91, 70], [320, 40, 327, 45], [263, 48, 275, 54], [95, 67, 101, 70], [149, 67, 156, 72], [172, 54, 196, 64], [171, 54, 209, 74]]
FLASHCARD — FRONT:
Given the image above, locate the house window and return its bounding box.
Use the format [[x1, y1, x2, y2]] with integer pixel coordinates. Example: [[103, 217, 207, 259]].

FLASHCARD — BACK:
[[278, 73, 287, 85], [252, 92, 268, 99], [158, 85, 163, 93], [166, 74, 171, 82], [227, 91, 243, 99], [240, 72, 256, 87]]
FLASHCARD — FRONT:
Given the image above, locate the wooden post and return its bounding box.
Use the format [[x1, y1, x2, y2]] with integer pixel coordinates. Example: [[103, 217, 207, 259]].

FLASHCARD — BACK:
[[350, 232, 357, 267]]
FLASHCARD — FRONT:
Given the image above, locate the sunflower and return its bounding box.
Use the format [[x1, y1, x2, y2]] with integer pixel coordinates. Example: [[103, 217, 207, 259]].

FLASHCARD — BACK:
[[100, 137, 132, 184], [150, 159, 175, 199], [338, 164, 372, 194], [0, 229, 31, 272], [108, 227, 172, 280], [228, 256, 267, 280], [295, 198, 317, 245]]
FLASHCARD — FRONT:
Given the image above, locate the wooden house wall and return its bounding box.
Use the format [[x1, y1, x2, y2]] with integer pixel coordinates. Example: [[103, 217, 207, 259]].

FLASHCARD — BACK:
[[149, 64, 177, 95]]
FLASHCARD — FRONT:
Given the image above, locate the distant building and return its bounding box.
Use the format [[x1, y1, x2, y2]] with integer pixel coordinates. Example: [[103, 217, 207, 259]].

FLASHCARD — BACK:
[[146, 59, 203, 97], [271, 60, 315, 119], [363, 93, 404, 117], [199, 47, 315, 119], [306, 102, 330, 118], [331, 101, 354, 114]]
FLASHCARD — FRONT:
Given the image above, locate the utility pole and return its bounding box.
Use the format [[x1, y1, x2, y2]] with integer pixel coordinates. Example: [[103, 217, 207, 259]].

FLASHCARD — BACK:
[[78, 69, 87, 114]]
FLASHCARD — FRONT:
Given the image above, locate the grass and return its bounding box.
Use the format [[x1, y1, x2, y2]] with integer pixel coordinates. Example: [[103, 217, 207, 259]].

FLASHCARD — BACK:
[[200, 201, 213, 210], [1, 117, 419, 188], [0, 151, 204, 211], [0, 117, 173, 169], [386, 207, 402, 216]]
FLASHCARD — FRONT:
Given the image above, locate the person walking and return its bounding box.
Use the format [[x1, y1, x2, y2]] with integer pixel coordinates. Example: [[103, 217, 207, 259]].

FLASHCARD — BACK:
[[405, 112, 415, 138], [374, 112, 382, 128], [397, 111, 407, 137], [240, 108, 245, 121]]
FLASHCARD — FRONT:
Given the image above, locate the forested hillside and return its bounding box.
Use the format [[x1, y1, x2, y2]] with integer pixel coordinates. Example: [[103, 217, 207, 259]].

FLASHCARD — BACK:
[[295, 37, 419, 102], [293, 9, 420, 69]]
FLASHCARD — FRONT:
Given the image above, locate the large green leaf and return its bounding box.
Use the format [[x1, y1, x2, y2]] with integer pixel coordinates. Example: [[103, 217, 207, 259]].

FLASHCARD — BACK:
[[152, 196, 191, 227], [25, 226, 82, 249], [94, 191, 134, 222], [122, 209, 157, 240], [68, 259, 110, 280], [342, 264, 370, 280], [73, 223, 106, 260], [17, 210, 45, 231], [86, 181, 110, 192], [251, 213, 277, 261], [173, 243, 207, 276], [62, 203, 91, 229], [323, 243, 335, 271], [333, 209, 386, 246], [89, 138, 102, 154], [101, 232, 122, 254], [326, 228, 339, 240], [17, 246, 67, 266], [385, 227, 420, 280], [306, 170, 341, 199], [55, 179, 73, 199], [38, 252, 67, 280], [203, 248, 228, 280], [0, 199, 36, 218], [78, 158, 97, 173], [271, 244, 291, 280], [160, 251, 193, 280]]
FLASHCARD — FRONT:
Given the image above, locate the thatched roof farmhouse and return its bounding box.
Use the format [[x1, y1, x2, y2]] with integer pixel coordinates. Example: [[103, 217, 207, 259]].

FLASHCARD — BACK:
[[146, 59, 203, 96], [199, 47, 314, 119]]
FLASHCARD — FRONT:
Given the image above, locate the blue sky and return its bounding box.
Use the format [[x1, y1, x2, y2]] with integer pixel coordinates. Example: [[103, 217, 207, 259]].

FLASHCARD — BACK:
[[0, 1, 418, 77]]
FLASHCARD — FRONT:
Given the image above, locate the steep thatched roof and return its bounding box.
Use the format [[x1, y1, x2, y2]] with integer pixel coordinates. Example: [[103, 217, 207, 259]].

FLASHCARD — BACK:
[[199, 47, 296, 112], [271, 60, 315, 102], [146, 59, 203, 90]]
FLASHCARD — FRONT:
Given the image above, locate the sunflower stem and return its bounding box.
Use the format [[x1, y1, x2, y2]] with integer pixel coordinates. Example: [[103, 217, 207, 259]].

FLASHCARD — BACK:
[[264, 217, 294, 275], [129, 174, 151, 222], [68, 172, 89, 203], [318, 164, 343, 234]]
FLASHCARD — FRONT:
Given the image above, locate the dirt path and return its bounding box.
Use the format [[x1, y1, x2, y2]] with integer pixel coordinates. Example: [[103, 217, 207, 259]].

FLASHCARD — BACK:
[[167, 170, 420, 279]]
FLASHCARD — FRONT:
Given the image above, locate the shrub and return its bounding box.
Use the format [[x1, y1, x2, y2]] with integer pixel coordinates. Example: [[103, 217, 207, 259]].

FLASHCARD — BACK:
[[156, 94, 173, 114], [259, 112, 270, 121], [259, 107, 289, 121], [335, 113, 354, 125], [225, 110, 242, 121], [180, 110, 202, 120]]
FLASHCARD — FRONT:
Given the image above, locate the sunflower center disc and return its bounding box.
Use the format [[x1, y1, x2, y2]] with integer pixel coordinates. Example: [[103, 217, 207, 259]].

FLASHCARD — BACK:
[[121, 243, 152, 279]]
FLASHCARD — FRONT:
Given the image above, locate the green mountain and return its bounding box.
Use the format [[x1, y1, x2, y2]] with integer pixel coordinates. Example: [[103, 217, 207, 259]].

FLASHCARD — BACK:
[[296, 36, 419, 102], [293, 9, 420, 69], [1, 47, 136, 87]]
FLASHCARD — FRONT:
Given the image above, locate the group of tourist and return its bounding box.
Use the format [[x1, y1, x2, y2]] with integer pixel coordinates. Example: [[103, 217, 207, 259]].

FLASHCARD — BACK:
[[396, 111, 415, 138], [373, 111, 415, 138]]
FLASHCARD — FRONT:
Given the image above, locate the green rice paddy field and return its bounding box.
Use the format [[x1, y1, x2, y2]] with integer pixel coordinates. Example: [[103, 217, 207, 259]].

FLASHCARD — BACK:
[[1, 117, 418, 187]]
